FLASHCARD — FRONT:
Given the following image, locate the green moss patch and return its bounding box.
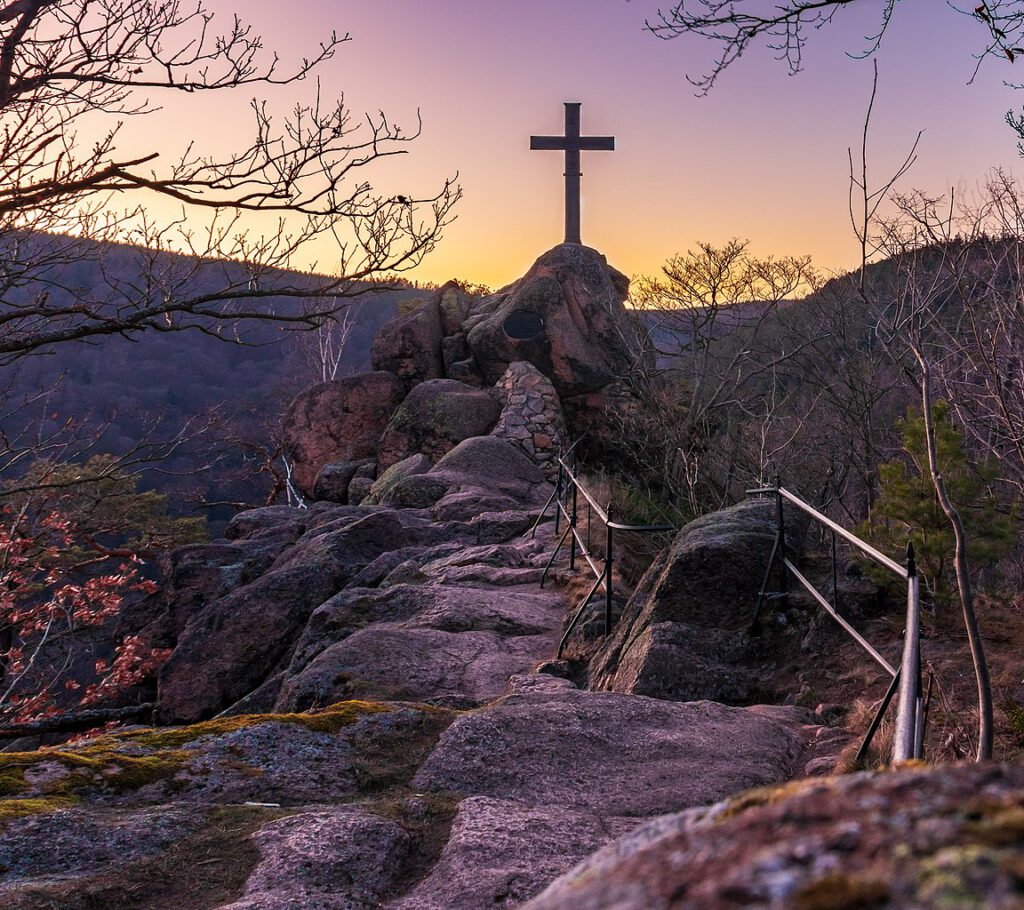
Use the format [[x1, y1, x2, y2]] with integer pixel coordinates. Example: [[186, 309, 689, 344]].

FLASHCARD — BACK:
[[119, 699, 394, 749], [0, 796, 79, 822], [0, 701, 397, 808], [0, 747, 192, 807]]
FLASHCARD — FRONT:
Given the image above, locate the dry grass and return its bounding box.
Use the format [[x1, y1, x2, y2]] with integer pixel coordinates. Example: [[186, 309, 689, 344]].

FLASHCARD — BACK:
[[803, 592, 1024, 769]]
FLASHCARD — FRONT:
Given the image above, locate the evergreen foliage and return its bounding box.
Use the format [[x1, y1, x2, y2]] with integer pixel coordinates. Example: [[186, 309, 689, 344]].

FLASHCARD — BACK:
[[860, 401, 1015, 598]]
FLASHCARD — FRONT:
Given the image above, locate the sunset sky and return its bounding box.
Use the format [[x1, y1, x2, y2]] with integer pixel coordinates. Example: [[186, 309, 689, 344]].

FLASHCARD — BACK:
[[166, 1, 1024, 288]]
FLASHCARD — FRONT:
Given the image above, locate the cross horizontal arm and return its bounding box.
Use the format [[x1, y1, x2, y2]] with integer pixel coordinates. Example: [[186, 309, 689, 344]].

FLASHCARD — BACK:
[[530, 136, 568, 150], [578, 137, 615, 151]]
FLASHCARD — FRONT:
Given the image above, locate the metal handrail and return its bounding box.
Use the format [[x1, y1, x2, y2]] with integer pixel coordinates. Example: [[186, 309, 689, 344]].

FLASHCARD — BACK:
[[531, 451, 674, 657], [749, 486, 908, 578], [748, 483, 924, 764]]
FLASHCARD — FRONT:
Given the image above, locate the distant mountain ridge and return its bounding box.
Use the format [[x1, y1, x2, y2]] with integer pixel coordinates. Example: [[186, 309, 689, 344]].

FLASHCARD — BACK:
[[1, 233, 428, 515]]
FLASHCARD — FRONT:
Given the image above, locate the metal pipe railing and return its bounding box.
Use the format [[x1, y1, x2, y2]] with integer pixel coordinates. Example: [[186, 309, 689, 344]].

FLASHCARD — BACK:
[[748, 483, 924, 764], [893, 544, 922, 763], [531, 450, 674, 657]]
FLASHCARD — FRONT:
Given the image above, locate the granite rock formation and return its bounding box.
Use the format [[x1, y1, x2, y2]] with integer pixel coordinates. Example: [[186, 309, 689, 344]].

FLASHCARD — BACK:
[[281, 372, 405, 496], [279, 244, 647, 499]]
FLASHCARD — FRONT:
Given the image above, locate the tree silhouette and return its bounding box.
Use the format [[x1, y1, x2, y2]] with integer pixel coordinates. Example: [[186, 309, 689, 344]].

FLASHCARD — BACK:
[[648, 1, 1024, 93], [0, 1, 459, 363]]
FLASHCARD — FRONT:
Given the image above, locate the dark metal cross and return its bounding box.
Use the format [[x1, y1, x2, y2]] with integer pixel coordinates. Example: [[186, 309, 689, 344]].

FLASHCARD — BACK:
[[531, 102, 615, 245]]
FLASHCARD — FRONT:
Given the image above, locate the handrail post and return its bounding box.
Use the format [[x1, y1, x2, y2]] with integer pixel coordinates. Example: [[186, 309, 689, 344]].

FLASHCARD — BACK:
[[831, 530, 839, 611], [569, 481, 578, 571], [893, 541, 921, 763], [605, 503, 614, 636], [554, 460, 563, 535], [776, 485, 789, 606]]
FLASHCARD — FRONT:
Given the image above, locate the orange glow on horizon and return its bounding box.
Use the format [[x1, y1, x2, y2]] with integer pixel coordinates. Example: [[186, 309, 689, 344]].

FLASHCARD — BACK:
[[86, 1, 1024, 291]]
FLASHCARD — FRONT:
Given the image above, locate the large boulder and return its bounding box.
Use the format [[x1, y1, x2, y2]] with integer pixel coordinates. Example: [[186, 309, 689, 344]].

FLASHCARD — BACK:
[[363, 453, 433, 505], [377, 436, 553, 513], [465, 244, 644, 397], [377, 379, 501, 468], [281, 372, 405, 496], [413, 687, 809, 816], [371, 297, 445, 387], [524, 763, 1024, 910], [588, 499, 779, 703]]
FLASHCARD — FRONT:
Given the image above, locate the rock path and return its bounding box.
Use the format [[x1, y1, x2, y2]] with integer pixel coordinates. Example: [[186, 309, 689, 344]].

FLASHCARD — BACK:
[[1, 438, 839, 910]]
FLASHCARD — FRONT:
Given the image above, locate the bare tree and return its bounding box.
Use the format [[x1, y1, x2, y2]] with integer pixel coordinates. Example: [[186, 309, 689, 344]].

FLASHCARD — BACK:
[[850, 72, 995, 759], [300, 299, 360, 385], [625, 240, 820, 514], [0, 1, 459, 364], [646, 1, 1024, 93]]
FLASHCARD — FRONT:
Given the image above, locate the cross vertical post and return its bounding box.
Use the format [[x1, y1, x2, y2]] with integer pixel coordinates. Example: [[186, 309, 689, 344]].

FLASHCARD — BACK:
[[531, 102, 615, 245]]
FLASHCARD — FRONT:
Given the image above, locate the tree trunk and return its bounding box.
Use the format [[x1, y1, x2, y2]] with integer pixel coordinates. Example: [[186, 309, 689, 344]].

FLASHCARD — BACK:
[[0, 703, 157, 740], [917, 354, 994, 761]]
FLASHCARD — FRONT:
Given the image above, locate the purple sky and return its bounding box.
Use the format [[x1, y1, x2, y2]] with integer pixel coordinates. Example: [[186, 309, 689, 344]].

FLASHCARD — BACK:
[[155, 1, 1024, 287]]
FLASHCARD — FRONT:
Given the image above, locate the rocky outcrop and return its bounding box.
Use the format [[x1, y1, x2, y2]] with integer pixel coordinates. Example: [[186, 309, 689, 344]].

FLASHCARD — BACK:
[[158, 509, 450, 723], [285, 245, 649, 497], [155, 438, 554, 722], [465, 244, 643, 397], [524, 762, 1024, 910], [281, 372, 405, 495], [413, 686, 808, 816], [588, 499, 780, 704], [377, 379, 501, 468], [490, 361, 567, 478], [371, 297, 445, 387], [312, 458, 376, 504]]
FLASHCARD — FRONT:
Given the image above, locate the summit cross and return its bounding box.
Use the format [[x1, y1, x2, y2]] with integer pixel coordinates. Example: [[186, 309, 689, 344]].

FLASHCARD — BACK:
[[530, 102, 615, 245]]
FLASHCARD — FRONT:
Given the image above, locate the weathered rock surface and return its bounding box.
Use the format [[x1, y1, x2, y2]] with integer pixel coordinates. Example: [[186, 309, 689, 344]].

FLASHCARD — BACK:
[[413, 688, 809, 816], [281, 372, 406, 495], [221, 808, 411, 910], [524, 762, 1024, 910], [0, 805, 207, 887], [371, 297, 445, 387], [377, 379, 501, 468], [312, 458, 377, 504], [159, 509, 448, 722], [465, 244, 644, 397], [392, 797, 633, 910], [278, 623, 556, 708], [588, 499, 780, 704]]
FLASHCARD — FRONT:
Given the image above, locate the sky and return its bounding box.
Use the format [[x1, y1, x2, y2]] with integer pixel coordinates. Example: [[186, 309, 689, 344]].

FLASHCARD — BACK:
[[146, 1, 1024, 288]]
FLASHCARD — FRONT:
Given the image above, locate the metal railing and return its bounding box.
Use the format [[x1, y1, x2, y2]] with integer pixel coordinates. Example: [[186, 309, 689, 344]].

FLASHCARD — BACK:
[[749, 484, 926, 764], [530, 450, 675, 658]]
